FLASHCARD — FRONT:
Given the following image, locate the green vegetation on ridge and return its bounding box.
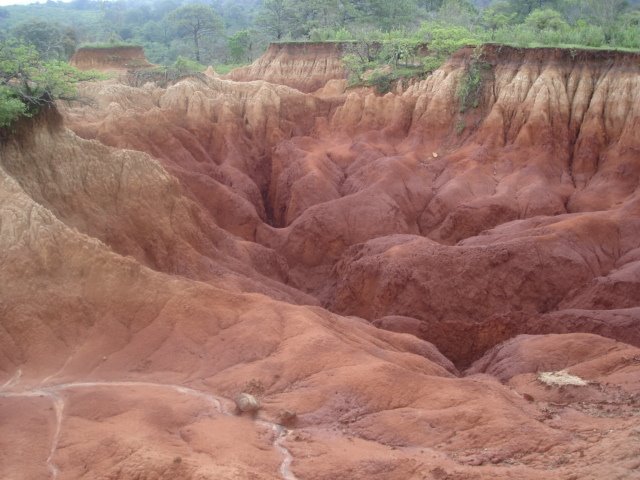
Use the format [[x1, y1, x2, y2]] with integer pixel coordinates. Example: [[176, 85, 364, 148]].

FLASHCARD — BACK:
[[0, 0, 637, 68], [0, 0, 638, 125]]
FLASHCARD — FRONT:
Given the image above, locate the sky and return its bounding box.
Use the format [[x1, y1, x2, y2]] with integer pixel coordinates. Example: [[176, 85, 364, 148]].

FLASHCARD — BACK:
[[0, 0, 70, 5]]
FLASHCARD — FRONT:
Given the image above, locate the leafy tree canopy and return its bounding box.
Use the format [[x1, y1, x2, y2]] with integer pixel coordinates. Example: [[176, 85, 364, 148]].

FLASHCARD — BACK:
[[0, 0, 638, 74], [0, 40, 100, 128], [12, 20, 77, 60], [166, 3, 223, 61], [525, 8, 569, 31]]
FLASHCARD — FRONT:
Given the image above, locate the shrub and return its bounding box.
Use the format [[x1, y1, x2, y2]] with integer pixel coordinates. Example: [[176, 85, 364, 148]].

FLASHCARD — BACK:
[[0, 40, 102, 128], [173, 56, 204, 74], [415, 22, 481, 57], [457, 47, 489, 112], [525, 9, 569, 32], [368, 70, 394, 94], [0, 87, 27, 128]]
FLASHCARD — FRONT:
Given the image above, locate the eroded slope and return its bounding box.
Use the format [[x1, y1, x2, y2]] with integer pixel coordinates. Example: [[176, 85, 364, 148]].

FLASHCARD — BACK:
[[1, 44, 639, 479]]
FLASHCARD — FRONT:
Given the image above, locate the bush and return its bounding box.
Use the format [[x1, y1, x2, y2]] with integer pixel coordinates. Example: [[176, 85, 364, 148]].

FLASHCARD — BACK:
[[457, 48, 489, 112], [0, 40, 101, 128], [422, 55, 444, 73], [525, 9, 569, 32], [415, 22, 481, 57], [173, 56, 204, 74], [368, 70, 394, 94], [0, 87, 28, 128]]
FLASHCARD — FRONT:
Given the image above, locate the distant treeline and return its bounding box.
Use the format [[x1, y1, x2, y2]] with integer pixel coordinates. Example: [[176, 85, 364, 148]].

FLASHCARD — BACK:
[[0, 0, 638, 68]]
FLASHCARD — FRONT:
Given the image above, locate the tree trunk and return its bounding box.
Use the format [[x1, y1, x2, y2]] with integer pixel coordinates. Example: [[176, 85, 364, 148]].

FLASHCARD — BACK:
[[194, 31, 200, 62]]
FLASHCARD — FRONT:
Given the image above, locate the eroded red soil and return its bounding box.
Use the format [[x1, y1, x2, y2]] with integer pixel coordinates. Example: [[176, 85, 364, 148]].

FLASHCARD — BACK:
[[1, 44, 639, 479]]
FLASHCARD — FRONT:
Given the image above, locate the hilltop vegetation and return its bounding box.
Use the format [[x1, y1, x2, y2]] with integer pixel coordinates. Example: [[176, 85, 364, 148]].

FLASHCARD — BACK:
[[0, 0, 637, 68], [0, 0, 638, 123]]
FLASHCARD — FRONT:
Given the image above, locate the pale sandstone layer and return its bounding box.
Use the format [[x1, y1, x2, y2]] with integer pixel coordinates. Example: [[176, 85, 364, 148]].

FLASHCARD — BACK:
[[1, 44, 639, 479]]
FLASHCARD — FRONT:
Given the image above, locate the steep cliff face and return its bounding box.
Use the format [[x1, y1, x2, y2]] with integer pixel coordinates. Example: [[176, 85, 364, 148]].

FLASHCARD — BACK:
[[2, 45, 640, 480], [227, 42, 347, 93]]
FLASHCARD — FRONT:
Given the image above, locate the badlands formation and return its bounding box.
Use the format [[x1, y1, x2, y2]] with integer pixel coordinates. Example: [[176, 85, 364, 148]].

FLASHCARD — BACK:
[[1, 44, 639, 479]]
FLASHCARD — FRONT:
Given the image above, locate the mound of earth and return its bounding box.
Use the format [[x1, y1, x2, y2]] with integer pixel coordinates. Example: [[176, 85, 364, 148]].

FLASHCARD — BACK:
[[226, 42, 347, 93], [1, 44, 639, 479], [70, 46, 153, 71]]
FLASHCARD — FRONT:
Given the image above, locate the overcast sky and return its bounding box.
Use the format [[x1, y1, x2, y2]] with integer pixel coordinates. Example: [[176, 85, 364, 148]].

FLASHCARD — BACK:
[[1, 0, 44, 4], [0, 0, 70, 5]]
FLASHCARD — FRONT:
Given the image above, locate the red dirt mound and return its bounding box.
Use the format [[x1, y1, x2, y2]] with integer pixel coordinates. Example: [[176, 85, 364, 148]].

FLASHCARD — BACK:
[[70, 46, 153, 71], [227, 42, 347, 93]]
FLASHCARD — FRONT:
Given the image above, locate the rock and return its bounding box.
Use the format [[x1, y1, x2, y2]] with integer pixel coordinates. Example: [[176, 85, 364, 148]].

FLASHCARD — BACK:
[[277, 409, 297, 426], [235, 393, 260, 413]]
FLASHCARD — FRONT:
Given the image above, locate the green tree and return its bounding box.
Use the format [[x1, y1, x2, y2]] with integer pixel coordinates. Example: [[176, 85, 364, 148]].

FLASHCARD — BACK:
[[12, 20, 75, 60], [500, 0, 561, 20], [167, 4, 223, 62], [256, 0, 294, 40], [365, 0, 420, 31], [0, 40, 98, 128], [141, 19, 173, 45], [555, 0, 583, 24], [419, 0, 445, 12], [584, 0, 627, 43], [417, 21, 481, 56], [228, 29, 252, 62], [482, 1, 517, 39], [437, 0, 478, 27], [525, 8, 568, 31]]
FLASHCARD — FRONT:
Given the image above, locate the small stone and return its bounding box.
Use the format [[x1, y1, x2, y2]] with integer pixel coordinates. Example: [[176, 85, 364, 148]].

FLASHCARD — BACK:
[[234, 392, 260, 413], [277, 409, 297, 426]]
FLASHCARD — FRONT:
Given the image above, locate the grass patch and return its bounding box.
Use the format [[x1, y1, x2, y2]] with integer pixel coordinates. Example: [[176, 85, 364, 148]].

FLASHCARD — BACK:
[[213, 63, 249, 75]]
